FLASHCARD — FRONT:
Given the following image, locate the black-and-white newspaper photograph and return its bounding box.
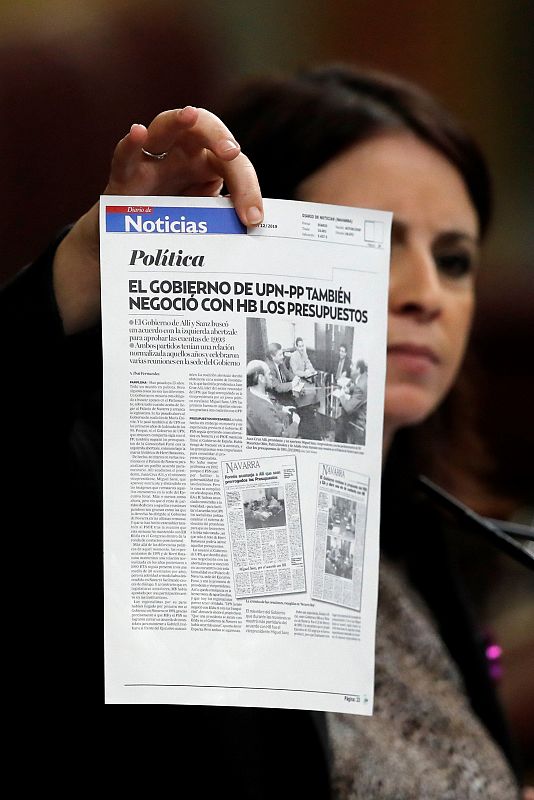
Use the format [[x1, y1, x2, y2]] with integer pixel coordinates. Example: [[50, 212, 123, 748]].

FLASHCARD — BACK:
[[243, 486, 287, 530], [312, 463, 369, 610], [246, 318, 368, 445], [221, 454, 305, 598]]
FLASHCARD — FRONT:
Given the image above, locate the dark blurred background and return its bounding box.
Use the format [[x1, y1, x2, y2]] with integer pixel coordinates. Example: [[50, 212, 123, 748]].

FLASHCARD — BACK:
[[1, 0, 532, 774]]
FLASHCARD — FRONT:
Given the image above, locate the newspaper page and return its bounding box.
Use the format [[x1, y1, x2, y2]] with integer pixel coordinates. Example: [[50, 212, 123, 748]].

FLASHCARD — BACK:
[[222, 454, 305, 598], [101, 196, 391, 710], [312, 464, 369, 611]]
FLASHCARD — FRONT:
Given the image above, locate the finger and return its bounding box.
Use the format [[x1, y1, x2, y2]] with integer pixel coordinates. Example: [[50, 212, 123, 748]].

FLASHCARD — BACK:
[[144, 106, 241, 162], [106, 123, 148, 190], [218, 151, 264, 226]]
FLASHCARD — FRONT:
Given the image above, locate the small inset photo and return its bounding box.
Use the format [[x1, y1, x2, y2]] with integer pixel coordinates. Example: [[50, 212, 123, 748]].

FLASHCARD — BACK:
[[325, 535, 354, 580], [242, 486, 286, 529], [327, 495, 358, 541]]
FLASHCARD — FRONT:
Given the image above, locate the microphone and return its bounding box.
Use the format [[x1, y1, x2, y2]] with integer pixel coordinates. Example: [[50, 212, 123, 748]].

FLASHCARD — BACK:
[[418, 475, 534, 571]]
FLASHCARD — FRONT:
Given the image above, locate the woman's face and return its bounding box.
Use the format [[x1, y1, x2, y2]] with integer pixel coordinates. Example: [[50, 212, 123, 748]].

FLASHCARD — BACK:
[[298, 132, 480, 451]]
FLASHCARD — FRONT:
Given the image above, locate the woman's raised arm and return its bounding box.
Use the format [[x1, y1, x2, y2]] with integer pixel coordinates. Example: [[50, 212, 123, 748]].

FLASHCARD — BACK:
[[53, 106, 263, 334]]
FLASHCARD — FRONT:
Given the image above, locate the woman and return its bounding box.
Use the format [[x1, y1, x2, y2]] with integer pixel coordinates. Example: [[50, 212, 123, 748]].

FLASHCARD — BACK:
[[5, 66, 528, 797]]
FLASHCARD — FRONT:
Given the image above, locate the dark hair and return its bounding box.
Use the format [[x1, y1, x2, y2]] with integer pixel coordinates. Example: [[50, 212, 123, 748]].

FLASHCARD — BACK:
[[355, 359, 367, 374], [268, 342, 282, 357], [228, 66, 493, 491], [222, 64, 491, 236], [295, 337, 304, 346], [246, 361, 267, 387]]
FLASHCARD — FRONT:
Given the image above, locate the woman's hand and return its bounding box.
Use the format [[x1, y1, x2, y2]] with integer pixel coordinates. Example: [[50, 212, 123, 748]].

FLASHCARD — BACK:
[[53, 106, 263, 334]]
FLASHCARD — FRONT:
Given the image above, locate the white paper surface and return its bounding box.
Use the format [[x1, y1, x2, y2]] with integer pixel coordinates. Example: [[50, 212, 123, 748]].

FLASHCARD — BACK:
[[101, 196, 391, 709]]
